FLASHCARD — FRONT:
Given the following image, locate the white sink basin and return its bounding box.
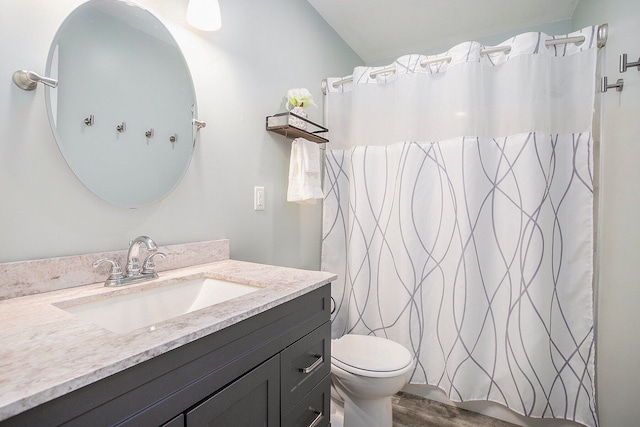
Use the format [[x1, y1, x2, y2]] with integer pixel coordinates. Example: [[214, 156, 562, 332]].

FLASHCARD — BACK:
[[61, 277, 261, 334]]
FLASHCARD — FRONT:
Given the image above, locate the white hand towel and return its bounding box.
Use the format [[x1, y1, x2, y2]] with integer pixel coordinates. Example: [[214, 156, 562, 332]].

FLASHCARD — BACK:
[[287, 138, 324, 204]]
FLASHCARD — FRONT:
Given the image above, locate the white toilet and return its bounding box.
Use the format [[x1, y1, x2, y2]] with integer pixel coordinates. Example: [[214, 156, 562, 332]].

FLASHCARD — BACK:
[[330, 334, 415, 427]]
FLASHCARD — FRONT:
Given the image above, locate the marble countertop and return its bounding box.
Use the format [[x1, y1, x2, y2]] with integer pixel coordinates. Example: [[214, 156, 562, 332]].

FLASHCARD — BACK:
[[0, 259, 336, 422]]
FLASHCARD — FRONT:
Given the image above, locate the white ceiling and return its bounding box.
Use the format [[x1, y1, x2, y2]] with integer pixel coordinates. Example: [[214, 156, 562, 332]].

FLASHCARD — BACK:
[[308, 0, 579, 63]]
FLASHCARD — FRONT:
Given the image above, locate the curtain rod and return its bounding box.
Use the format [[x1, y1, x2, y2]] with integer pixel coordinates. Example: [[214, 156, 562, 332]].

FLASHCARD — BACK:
[[322, 23, 608, 93]]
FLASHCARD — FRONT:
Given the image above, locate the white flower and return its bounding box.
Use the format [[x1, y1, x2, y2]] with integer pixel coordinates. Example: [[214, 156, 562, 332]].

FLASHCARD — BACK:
[[287, 88, 316, 109]]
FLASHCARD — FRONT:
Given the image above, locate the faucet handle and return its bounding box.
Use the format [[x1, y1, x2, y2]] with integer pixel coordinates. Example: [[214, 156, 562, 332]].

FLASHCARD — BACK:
[[142, 252, 166, 275], [92, 258, 125, 286]]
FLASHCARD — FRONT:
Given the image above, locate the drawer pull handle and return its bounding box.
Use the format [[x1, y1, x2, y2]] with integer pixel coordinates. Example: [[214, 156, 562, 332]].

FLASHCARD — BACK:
[[300, 355, 323, 374], [308, 407, 323, 427]]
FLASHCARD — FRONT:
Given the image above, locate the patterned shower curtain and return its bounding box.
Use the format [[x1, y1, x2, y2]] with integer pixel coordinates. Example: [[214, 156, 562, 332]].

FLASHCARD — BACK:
[[322, 27, 598, 427]]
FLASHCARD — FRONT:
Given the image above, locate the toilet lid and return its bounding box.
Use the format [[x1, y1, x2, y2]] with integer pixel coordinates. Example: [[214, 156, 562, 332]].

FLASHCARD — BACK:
[[332, 335, 413, 374]]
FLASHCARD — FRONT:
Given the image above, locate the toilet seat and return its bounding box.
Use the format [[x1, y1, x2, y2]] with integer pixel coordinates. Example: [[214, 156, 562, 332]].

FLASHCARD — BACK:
[[332, 334, 413, 378]]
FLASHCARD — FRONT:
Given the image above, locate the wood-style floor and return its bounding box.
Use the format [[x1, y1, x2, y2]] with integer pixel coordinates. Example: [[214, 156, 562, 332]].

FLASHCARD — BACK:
[[392, 392, 519, 427]]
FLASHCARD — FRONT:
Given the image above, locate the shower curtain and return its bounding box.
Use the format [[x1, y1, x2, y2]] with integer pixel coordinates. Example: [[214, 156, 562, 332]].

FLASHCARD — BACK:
[[322, 27, 598, 427]]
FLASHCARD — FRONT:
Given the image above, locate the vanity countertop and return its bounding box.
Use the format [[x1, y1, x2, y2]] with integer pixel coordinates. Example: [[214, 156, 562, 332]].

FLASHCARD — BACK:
[[0, 259, 336, 422]]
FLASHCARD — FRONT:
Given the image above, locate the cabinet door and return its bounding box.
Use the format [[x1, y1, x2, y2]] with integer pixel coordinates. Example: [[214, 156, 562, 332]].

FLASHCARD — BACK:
[[186, 355, 280, 427]]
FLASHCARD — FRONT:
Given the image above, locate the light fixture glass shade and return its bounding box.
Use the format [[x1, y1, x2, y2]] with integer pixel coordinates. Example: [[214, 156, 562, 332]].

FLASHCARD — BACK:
[[187, 0, 222, 31]]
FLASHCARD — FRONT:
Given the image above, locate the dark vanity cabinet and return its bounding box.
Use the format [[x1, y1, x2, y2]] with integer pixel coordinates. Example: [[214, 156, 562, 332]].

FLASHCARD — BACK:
[[2, 285, 332, 427], [185, 355, 281, 426]]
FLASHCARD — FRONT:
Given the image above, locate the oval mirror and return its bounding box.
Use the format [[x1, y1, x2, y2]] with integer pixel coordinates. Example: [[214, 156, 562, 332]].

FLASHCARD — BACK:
[[45, 0, 198, 208]]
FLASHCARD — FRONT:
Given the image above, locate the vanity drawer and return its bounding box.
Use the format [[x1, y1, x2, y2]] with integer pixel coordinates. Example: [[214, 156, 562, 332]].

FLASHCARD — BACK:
[[281, 321, 331, 410], [282, 374, 330, 427]]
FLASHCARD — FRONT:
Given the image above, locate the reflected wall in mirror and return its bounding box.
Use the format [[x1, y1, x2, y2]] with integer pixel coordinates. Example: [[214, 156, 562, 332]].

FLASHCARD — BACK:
[[46, 0, 198, 208]]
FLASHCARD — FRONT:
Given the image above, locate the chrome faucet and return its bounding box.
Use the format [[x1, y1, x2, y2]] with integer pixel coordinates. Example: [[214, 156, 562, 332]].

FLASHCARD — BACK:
[[93, 236, 166, 287], [126, 236, 158, 278]]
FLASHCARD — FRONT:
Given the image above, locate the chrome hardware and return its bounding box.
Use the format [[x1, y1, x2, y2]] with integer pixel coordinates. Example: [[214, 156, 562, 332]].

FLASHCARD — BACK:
[[169, 134, 177, 143], [142, 252, 166, 275], [620, 53, 640, 73], [145, 128, 154, 138], [93, 236, 163, 287], [190, 104, 207, 131], [192, 119, 206, 130], [307, 408, 323, 427], [330, 296, 336, 314], [601, 76, 624, 93], [325, 23, 609, 92], [84, 115, 94, 126], [126, 236, 158, 278], [92, 258, 125, 287], [12, 70, 58, 91], [299, 355, 323, 374], [597, 23, 608, 49], [116, 122, 126, 132]]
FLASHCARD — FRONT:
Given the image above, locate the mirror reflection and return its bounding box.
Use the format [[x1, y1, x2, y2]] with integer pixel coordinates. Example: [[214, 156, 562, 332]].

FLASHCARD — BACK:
[[46, 0, 197, 207]]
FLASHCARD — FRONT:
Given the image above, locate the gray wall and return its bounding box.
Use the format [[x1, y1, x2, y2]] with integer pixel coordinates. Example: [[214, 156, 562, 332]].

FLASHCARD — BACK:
[[572, 1, 640, 426], [0, 0, 362, 267]]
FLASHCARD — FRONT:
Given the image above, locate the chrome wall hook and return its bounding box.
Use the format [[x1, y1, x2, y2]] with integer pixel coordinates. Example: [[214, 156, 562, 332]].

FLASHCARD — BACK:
[[116, 122, 126, 133], [145, 128, 154, 138], [12, 70, 58, 91], [601, 76, 624, 93], [169, 134, 177, 143], [84, 115, 94, 126], [620, 54, 640, 73]]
